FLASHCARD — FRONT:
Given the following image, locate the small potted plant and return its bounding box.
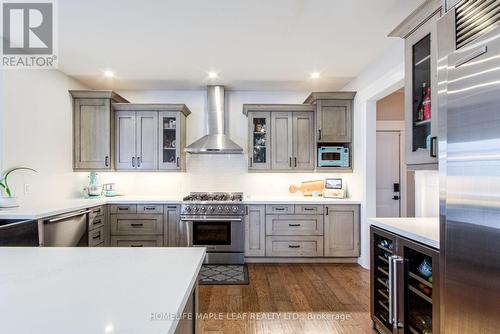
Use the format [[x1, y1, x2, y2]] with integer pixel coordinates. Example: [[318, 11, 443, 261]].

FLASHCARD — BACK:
[[0, 167, 37, 208]]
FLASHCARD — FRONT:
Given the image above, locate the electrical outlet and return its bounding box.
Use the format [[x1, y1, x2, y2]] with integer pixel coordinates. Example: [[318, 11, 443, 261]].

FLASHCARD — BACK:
[[24, 183, 31, 195]]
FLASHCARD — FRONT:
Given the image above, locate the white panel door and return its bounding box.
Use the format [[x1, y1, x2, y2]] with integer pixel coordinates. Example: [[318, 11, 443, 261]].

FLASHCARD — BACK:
[[376, 131, 401, 217]]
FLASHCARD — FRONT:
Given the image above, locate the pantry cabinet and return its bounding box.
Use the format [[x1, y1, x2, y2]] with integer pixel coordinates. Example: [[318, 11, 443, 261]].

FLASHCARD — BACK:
[[390, 0, 442, 167], [70, 90, 128, 171], [113, 104, 190, 171]]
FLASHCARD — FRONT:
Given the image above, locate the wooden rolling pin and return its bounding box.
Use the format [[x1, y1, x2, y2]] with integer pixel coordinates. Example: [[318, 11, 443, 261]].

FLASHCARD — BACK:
[[289, 180, 325, 196]]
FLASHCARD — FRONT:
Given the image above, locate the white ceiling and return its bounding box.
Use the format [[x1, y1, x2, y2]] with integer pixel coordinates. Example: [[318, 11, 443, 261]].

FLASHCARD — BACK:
[[58, 0, 424, 91]]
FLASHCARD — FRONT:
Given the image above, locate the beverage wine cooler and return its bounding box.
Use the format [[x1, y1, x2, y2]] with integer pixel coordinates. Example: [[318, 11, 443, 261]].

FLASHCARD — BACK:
[[371, 226, 439, 334]]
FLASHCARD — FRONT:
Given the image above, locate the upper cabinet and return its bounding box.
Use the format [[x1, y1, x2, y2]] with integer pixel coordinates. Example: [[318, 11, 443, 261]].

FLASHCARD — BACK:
[[390, 0, 442, 167], [303, 92, 356, 172], [70, 90, 128, 171], [243, 105, 315, 171], [113, 104, 190, 171]]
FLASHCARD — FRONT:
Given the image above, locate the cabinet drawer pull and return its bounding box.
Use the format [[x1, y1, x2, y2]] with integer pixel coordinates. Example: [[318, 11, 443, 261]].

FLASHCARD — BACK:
[[130, 245, 143, 247], [92, 232, 101, 239], [275, 208, 285, 211], [93, 219, 102, 226], [167, 206, 177, 209], [304, 208, 315, 211], [131, 223, 143, 227], [288, 245, 301, 248], [118, 207, 129, 211], [144, 207, 156, 211], [94, 208, 102, 214], [288, 224, 301, 227]]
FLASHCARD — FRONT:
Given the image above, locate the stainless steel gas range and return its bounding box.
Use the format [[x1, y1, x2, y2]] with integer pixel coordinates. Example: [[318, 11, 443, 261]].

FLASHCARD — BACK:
[[180, 192, 245, 264]]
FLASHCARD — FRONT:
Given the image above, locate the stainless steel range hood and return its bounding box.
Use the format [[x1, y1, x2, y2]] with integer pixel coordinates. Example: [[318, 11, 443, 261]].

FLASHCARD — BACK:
[[185, 85, 243, 154]]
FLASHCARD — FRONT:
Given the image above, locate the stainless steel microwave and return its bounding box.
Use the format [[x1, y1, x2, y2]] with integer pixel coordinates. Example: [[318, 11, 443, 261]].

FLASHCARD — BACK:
[[318, 147, 349, 167]]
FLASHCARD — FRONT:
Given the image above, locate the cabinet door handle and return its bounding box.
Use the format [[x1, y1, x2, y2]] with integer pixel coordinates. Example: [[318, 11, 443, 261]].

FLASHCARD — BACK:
[[105, 156, 109, 167], [318, 129, 322, 140], [288, 245, 301, 248], [176, 157, 180, 168], [131, 223, 143, 227], [245, 206, 249, 215], [289, 157, 292, 167], [430, 136, 437, 158], [294, 157, 297, 167], [249, 157, 253, 167], [326, 206, 329, 215], [137, 156, 141, 168], [288, 224, 301, 227], [132, 157, 136, 167]]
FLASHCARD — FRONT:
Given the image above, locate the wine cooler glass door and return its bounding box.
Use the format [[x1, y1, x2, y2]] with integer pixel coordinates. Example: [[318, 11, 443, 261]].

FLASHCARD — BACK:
[[248, 112, 270, 170]]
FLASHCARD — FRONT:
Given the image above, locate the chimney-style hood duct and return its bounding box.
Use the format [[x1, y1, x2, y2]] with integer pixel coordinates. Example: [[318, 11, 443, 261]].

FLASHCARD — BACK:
[[185, 85, 243, 154]]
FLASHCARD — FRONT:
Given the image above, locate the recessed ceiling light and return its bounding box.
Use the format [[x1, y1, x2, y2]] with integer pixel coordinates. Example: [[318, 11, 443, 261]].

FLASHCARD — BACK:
[[208, 71, 218, 79], [103, 70, 115, 78], [104, 324, 114, 333], [310, 72, 321, 79]]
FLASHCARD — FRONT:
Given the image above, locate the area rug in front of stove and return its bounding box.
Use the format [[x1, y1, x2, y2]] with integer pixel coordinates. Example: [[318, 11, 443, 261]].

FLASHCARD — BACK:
[[198, 264, 249, 285]]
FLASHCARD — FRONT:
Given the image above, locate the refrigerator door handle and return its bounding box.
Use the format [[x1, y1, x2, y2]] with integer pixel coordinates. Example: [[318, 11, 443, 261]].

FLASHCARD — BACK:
[[393, 257, 404, 329]]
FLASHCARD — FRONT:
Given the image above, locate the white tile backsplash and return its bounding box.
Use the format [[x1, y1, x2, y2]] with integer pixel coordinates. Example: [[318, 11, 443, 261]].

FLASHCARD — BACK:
[[414, 170, 439, 217]]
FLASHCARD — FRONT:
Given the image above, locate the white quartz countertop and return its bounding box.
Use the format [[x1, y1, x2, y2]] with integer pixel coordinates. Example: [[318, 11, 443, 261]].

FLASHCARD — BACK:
[[0, 247, 205, 334], [0, 196, 360, 219], [369, 217, 440, 249]]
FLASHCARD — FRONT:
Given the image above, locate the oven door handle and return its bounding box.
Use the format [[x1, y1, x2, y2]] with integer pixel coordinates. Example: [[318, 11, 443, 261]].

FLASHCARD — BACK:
[[185, 221, 193, 247], [181, 217, 243, 222]]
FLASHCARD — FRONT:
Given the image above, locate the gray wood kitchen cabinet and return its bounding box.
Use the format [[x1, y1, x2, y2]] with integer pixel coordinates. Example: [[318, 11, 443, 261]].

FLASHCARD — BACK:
[[247, 112, 271, 170], [245, 205, 266, 257], [115, 110, 158, 170], [89, 205, 107, 247], [324, 204, 360, 257], [165, 204, 183, 247], [271, 112, 293, 170], [303, 92, 355, 143], [70, 90, 128, 171], [113, 104, 190, 171], [243, 104, 315, 172], [389, 0, 441, 167]]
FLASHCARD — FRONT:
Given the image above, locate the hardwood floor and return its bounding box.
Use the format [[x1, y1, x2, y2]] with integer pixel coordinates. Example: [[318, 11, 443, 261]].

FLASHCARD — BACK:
[[198, 263, 375, 334]]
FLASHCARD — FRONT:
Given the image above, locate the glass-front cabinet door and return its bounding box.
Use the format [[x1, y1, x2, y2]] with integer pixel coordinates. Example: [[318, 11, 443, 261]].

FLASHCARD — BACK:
[[248, 112, 270, 170], [158, 111, 181, 170], [405, 11, 440, 166]]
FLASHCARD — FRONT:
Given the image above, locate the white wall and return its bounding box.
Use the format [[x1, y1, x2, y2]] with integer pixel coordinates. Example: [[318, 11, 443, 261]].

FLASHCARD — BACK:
[[80, 89, 361, 199], [0, 70, 88, 203], [342, 40, 406, 268]]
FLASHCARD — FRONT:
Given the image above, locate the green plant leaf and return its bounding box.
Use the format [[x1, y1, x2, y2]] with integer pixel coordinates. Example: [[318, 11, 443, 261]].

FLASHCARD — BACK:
[[2, 167, 37, 198]]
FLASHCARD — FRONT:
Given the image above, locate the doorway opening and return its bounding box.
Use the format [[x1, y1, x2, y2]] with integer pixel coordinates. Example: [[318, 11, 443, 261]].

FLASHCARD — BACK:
[[375, 88, 406, 217]]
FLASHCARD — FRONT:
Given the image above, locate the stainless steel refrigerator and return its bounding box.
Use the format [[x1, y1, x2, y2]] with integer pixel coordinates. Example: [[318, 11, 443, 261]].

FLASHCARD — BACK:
[[438, 2, 500, 333]]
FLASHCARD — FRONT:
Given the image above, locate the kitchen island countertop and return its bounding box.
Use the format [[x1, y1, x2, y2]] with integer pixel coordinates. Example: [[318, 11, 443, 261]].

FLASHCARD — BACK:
[[369, 217, 439, 249], [0, 247, 205, 334]]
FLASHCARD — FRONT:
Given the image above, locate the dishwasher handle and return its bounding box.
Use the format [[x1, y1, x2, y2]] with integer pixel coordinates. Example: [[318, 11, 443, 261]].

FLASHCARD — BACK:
[[46, 210, 92, 224]]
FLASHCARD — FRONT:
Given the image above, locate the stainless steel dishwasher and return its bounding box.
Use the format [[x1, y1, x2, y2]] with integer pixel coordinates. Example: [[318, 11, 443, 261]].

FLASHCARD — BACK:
[[41, 209, 91, 247]]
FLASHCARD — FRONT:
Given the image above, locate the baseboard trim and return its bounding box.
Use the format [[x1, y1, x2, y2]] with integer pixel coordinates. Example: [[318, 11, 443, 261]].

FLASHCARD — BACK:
[[244, 257, 358, 263]]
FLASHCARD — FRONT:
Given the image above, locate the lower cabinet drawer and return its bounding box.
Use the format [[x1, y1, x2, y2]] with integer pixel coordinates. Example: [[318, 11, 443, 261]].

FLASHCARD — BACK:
[[89, 226, 105, 246], [266, 214, 324, 236], [265, 236, 324, 257], [110, 214, 163, 235], [89, 215, 105, 231], [109, 204, 137, 214], [137, 204, 164, 214], [110, 236, 164, 247]]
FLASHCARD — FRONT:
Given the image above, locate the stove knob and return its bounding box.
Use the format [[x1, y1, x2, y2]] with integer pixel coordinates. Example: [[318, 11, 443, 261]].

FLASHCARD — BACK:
[[200, 207, 207, 213], [208, 206, 214, 212], [232, 206, 239, 213], [185, 206, 191, 213], [192, 206, 198, 213], [217, 206, 223, 213], [225, 206, 231, 213]]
